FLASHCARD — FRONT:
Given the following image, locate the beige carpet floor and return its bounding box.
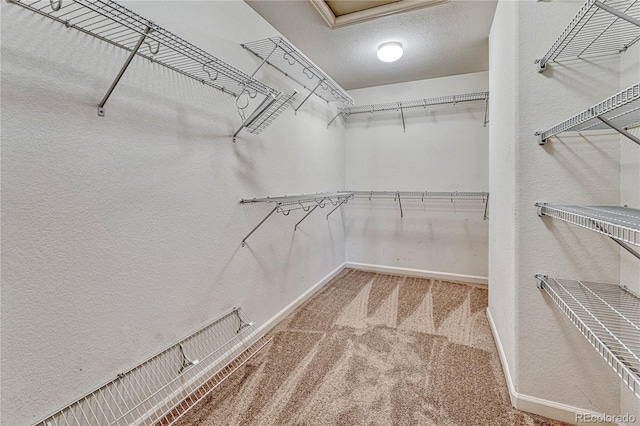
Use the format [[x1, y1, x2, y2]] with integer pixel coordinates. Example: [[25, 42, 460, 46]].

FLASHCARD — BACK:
[[175, 269, 568, 426]]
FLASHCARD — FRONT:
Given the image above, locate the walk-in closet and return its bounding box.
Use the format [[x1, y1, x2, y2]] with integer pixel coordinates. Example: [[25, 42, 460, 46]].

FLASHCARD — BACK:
[[2, 0, 638, 425]]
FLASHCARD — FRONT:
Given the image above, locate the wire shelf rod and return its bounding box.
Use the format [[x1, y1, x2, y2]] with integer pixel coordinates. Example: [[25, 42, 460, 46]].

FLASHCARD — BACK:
[[535, 275, 640, 399], [241, 37, 353, 108], [536, 0, 640, 71], [535, 82, 640, 144], [536, 203, 640, 246]]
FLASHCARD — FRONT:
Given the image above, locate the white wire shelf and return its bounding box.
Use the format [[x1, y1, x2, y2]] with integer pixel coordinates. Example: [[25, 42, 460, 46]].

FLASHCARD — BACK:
[[535, 82, 640, 145], [536, 275, 640, 399], [240, 191, 490, 245], [240, 192, 354, 245], [348, 191, 490, 220], [33, 307, 267, 426], [536, 204, 640, 246], [330, 92, 490, 130], [349, 190, 489, 201], [12, 0, 293, 139], [536, 0, 640, 72], [241, 37, 353, 112]]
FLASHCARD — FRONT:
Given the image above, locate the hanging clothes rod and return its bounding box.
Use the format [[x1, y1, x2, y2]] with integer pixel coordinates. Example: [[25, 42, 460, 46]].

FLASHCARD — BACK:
[[535, 0, 640, 72], [11, 0, 293, 139], [240, 192, 354, 246], [328, 92, 490, 129]]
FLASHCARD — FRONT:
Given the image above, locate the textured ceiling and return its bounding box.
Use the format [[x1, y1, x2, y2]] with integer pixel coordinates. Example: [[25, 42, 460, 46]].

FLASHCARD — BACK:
[[246, 0, 497, 90], [325, 0, 400, 16]]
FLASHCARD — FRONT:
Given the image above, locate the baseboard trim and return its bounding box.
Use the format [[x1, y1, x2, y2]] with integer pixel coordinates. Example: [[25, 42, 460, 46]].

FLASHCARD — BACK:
[[345, 262, 488, 286], [486, 308, 518, 407], [257, 262, 346, 336], [486, 308, 614, 426]]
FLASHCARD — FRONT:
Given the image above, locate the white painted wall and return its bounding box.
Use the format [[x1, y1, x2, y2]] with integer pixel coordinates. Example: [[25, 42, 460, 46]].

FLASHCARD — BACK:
[[618, 38, 640, 426], [1, 1, 346, 424], [490, 0, 633, 421], [343, 72, 489, 280], [487, 0, 517, 387]]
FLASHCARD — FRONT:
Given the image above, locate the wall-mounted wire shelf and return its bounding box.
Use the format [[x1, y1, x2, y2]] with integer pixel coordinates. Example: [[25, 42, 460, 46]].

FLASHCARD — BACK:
[[241, 37, 353, 113], [233, 91, 297, 142], [240, 191, 490, 245], [536, 204, 640, 251], [535, 0, 640, 72], [535, 82, 640, 145], [348, 190, 490, 220], [33, 307, 268, 426], [535, 275, 640, 399], [11, 0, 292, 139], [329, 92, 490, 131], [240, 192, 355, 246]]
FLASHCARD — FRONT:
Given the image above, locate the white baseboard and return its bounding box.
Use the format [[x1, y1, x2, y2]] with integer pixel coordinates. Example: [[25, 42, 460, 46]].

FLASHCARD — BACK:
[[345, 262, 488, 286], [256, 262, 346, 336], [486, 308, 614, 426]]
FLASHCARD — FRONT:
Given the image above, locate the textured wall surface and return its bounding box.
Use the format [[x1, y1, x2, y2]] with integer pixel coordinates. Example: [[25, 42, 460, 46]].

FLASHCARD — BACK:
[[490, 0, 628, 418], [1, 1, 346, 424], [487, 0, 517, 384], [619, 37, 640, 426], [344, 72, 489, 279]]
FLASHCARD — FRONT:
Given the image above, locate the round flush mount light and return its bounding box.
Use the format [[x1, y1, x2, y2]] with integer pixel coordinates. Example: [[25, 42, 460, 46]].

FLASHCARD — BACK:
[[377, 42, 403, 63]]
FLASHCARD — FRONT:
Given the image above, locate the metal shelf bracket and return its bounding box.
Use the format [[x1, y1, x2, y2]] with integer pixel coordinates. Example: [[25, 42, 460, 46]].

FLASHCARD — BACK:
[[597, 116, 640, 146], [241, 205, 278, 247], [98, 26, 152, 117], [178, 344, 199, 373], [294, 204, 320, 230], [535, 273, 548, 290]]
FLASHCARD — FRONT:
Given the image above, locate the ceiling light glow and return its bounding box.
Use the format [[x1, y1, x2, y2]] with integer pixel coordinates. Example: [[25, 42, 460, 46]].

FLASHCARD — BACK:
[[377, 42, 403, 62]]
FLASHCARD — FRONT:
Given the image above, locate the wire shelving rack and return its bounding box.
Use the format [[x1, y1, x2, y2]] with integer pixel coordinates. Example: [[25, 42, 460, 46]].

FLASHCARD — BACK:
[[240, 192, 354, 245], [535, 275, 640, 399], [535, 82, 640, 145], [240, 191, 490, 245], [536, 204, 639, 245], [348, 191, 490, 219], [241, 37, 353, 113], [33, 307, 269, 426], [11, 0, 293, 140], [330, 92, 490, 130], [535, 0, 640, 72], [536, 204, 640, 259]]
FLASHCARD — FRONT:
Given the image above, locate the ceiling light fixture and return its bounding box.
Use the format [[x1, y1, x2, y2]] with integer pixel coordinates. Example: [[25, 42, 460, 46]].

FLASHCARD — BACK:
[[377, 42, 403, 63]]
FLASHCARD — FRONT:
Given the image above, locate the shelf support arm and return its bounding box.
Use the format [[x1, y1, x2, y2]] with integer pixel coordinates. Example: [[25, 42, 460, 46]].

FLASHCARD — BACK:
[[326, 197, 349, 220], [397, 192, 403, 218], [294, 79, 324, 114], [294, 204, 319, 231], [233, 94, 278, 142], [399, 103, 405, 132], [483, 96, 489, 127], [247, 39, 281, 79], [594, 1, 640, 28], [327, 109, 343, 128], [241, 205, 279, 247], [596, 116, 640, 146], [594, 222, 640, 261], [483, 193, 489, 221], [98, 26, 151, 117]]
